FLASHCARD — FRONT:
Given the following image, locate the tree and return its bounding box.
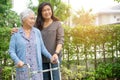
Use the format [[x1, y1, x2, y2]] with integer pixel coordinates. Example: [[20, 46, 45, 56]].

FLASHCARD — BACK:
[[72, 8, 96, 26], [5, 10, 21, 27], [0, 0, 20, 27], [54, 2, 70, 21], [0, 0, 12, 27]]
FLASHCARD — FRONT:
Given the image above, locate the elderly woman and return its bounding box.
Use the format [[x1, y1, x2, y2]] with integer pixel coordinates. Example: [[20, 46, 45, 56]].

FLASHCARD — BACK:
[[9, 9, 55, 80]]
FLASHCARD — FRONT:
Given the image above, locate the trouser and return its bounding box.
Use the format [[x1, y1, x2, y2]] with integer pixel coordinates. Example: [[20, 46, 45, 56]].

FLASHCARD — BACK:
[[43, 63, 60, 80]]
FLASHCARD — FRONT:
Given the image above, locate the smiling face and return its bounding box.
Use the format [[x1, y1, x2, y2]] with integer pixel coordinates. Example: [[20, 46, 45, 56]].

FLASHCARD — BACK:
[[41, 5, 52, 20], [22, 13, 35, 27]]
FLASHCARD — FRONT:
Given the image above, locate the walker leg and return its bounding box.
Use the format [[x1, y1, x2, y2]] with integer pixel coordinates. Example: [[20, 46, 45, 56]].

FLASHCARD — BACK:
[[58, 66, 61, 80], [50, 63, 53, 80], [58, 62, 61, 80]]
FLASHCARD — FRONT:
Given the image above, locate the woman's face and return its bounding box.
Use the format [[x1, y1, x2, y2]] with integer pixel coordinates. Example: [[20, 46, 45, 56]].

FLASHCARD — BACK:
[[23, 13, 35, 27], [42, 5, 52, 20]]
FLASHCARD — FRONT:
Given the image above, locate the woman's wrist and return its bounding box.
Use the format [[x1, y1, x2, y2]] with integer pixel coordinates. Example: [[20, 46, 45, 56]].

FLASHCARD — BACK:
[[54, 51, 59, 55]]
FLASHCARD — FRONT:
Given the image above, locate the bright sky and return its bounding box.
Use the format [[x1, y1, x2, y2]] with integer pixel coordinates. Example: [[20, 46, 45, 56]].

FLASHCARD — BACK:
[[12, 0, 38, 14], [63, 0, 119, 12], [12, 0, 119, 14]]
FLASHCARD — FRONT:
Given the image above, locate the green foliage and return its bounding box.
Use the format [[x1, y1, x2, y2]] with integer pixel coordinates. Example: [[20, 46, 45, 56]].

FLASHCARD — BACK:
[[0, 27, 11, 49], [0, 0, 12, 13], [61, 65, 72, 80], [54, 2, 71, 21], [112, 59, 120, 78], [0, 10, 20, 27], [2, 66, 12, 80], [0, 0, 13, 27], [61, 64, 94, 80], [63, 24, 120, 79], [95, 60, 120, 79], [95, 63, 113, 79], [5, 10, 21, 27], [114, 0, 120, 2], [0, 27, 11, 66], [27, 0, 38, 14], [0, 27, 13, 80]]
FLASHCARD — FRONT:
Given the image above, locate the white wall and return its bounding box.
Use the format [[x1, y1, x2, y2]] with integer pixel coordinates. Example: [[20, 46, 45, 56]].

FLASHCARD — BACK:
[[96, 13, 120, 25]]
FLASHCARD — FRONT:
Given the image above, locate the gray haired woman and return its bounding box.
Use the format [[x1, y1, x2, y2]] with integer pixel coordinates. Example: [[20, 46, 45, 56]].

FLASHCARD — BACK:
[[9, 9, 56, 80]]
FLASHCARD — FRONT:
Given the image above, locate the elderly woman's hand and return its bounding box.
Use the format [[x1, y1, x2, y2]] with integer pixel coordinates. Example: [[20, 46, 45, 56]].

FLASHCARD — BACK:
[[17, 61, 24, 68], [51, 54, 58, 64]]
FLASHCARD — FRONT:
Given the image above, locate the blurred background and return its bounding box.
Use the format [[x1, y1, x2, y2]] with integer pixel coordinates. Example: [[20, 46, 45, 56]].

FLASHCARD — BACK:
[[0, 0, 120, 80]]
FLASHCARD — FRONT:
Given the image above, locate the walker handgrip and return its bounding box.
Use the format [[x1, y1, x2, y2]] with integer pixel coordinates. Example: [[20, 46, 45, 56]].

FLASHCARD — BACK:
[[52, 59, 60, 64], [23, 64, 31, 68]]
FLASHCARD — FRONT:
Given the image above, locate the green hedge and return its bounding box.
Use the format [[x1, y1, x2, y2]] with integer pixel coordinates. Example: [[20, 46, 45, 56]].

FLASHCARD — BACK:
[[0, 24, 120, 79]]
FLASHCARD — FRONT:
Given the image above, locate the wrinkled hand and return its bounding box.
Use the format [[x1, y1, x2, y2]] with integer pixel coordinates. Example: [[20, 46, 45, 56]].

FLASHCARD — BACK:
[[17, 61, 24, 68], [51, 54, 58, 64], [11, 28, 18, 34]]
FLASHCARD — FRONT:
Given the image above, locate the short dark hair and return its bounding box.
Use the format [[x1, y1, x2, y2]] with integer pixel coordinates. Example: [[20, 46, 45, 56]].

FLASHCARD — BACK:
[[35, 2, 59, 30]]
